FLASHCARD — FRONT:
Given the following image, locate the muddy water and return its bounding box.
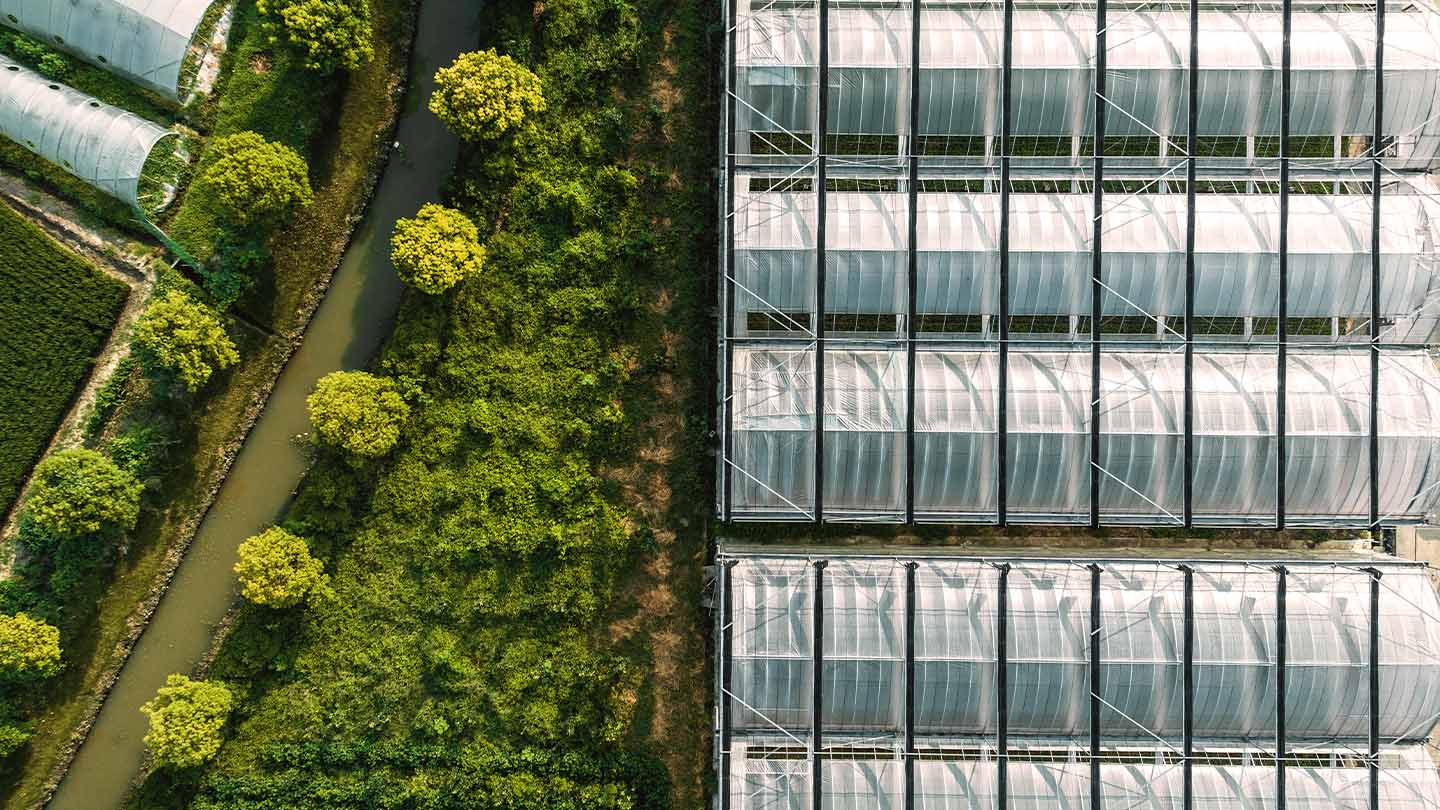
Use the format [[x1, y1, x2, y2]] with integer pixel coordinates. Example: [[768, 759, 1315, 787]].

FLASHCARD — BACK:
[[45, 2, 477, 806]]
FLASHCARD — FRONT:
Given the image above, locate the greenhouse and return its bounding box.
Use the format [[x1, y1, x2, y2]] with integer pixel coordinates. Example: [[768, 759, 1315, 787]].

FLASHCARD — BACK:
[[0, 55, 182, 208], [720, 0, 1440, 527], [0, 56, 179, 210], [715, 552, 1440, 809], [0, 0, 213, 100]]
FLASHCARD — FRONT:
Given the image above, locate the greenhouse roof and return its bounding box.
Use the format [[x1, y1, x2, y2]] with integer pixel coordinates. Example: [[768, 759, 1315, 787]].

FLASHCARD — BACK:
[[0, 56, 173, 208], [0, 0, 211, 99]]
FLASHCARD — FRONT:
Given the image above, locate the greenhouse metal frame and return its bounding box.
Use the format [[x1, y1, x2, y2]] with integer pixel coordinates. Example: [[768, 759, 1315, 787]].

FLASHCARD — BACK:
[[715, 551, 1440, 809], [0, 55, 176, 209], [718, 0, 1440, 528]]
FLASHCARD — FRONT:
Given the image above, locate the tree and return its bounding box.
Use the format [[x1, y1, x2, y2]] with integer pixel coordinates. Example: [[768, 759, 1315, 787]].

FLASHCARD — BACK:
[[430, 50, 545, 141], [259, 0, 373, 73], [133, 290, 240, 392], [141, 675, 233, 769], [24, 449, 141, 538], [202, 132, 313, 226], [234, 527, 326, 608], [306, 371, 410, 457], [0, 613, 62, 683], [390, 204, 486, 294]]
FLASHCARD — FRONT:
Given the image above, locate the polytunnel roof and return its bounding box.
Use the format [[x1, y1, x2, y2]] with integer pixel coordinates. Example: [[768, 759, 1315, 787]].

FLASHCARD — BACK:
[[0, 56, 173, 208], [0, 0, 211, 99], [733, 753, 1440, 810], [722, 556, 1440, 742], [738, 7, 1440, 71]]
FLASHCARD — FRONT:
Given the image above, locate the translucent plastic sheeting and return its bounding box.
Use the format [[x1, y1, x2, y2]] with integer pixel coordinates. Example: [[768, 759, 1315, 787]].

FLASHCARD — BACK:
[[730, 752, 1440, 810], [728, 347, 1440, 522], [734, 6, 1440, 165], [0, 0, 211, 99], [0, 56, 173, 207], [731, 190, 1440, 343], [726, 557, 1440, 741]]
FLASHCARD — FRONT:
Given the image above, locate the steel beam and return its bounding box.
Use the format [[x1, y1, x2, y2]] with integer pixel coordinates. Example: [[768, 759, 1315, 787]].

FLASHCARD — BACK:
[[814, 0, 828, 524], [1368, 568, 1382, 810], [998, 0, 1013, 526], [905, 562, 917, 810], [1090, 0, 1106, 529], [997, 563, 1011, 810], [905, 0, 920, 524], [812, 559, 827, 810], [1182, 564, 1194, 810], [1277, 0, 1292, 530], [1276, 566, 1288, 810], [1182, 0, 1197, 528], [1370, 0, 1384, 528], [722, 0, 738, 523], [1090, 563, 1102, 809], [720, 560, 737, 810]]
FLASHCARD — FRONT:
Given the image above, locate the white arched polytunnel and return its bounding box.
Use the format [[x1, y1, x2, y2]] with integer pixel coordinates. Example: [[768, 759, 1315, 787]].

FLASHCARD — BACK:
[[0, 56, 176, 209], [716, 554, 1440, 810], [727, 348, 1440, 523], [734, 6, 1440, 165], [0, 0, 212, 99], [732, 190, 1440, 343]]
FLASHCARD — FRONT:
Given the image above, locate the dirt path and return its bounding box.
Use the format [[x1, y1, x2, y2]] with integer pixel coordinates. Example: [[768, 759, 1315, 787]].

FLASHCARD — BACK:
[[0, 175, 158, 568]]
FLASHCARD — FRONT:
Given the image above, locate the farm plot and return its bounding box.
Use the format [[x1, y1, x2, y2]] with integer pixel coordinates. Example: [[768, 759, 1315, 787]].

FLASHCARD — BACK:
[[0, 202, 127, 514]]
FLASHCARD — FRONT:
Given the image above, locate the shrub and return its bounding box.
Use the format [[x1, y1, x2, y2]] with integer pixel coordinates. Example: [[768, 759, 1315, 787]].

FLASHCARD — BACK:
[[0, 613, 61, 683], [201, 132, 314, 227], [234, 528, 327, 608], [430, 50, 545, 141], [133, 290, 240, 392], [23, 449, 141, 539], [141, 675, 233, 769], [306, 371, 410, 457], [258, 0, 374, 73], [390, 204, 486, 294]]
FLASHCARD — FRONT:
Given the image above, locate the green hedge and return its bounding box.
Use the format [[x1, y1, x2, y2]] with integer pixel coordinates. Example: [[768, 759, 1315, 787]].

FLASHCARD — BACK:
[[0, 202, 127, 517]]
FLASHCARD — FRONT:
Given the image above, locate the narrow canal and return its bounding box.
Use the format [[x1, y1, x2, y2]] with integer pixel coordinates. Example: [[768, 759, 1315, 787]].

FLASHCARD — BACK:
[[46, 1, 477, 805]]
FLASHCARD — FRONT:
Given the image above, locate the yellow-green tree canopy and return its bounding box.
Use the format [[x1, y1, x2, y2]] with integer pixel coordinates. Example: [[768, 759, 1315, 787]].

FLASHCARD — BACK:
[[258, 0, 374, 73], [430, 50, 545, 141], [24, 448, 142, 538], [134, 290, 240, 392], [141, 674, 234, 769], [390, 204, 486, 294], [0, 613, 62, 683], [234, 527, 327, 608], [202, 132, 314, 227], [306, 371, 410, 457]]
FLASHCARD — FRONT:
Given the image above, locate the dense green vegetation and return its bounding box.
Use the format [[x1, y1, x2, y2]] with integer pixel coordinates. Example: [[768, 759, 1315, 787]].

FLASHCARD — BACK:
[[129, 0, 716, 803], [0, 204, 127, 515]]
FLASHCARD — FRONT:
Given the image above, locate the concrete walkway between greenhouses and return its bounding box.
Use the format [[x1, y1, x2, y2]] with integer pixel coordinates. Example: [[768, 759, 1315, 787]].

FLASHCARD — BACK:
[[44, 0, 480, 806]]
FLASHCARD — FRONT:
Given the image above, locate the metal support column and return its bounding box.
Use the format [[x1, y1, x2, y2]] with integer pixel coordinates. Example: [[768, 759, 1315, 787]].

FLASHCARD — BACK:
[[722, 0, 738, 523], [997, 563, 1011, 810], [1089, 564, 1102, 809], [904, 562, 917, 810], [720, 560, 737, 810], [1277, 0, 1292, 529], [997, 0, 1013, 526], [1182, 0, 1197, 528], [1182, 565, 1194, 810], [814, 0, 829, 524], [904, 0, 920, 523], [1368, 568, 1382, 810], [1090, 0, 1106, 529], [1370, 0, 1384, 528], [1276, 566, 1288, 810], [812, 560, 827, 810]]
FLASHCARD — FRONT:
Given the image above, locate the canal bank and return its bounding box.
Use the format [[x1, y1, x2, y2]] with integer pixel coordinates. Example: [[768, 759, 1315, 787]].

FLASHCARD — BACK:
[[43, 0, 479, 806]]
